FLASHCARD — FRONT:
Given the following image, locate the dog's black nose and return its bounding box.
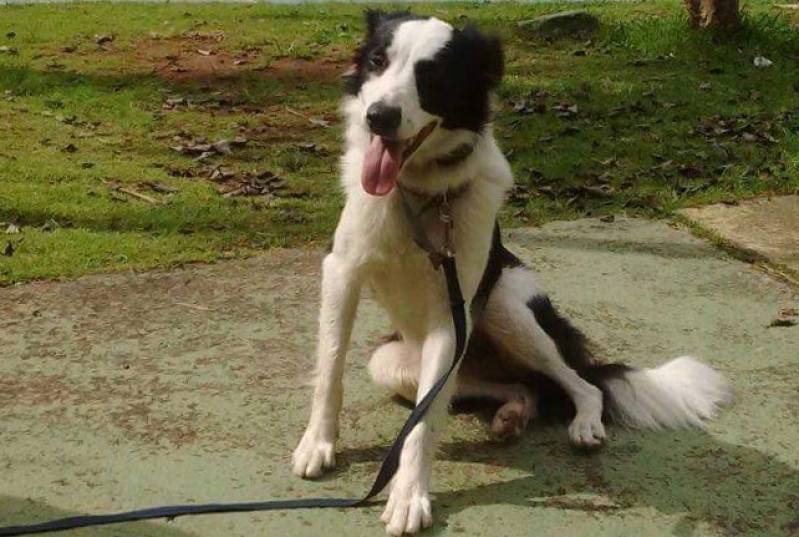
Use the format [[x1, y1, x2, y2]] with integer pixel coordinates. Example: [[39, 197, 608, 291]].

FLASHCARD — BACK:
[[366, 102, 401, 137]]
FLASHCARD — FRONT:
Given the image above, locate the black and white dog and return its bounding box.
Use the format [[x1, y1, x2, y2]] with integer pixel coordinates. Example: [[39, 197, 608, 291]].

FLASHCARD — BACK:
[[293, 11, 732, 535]]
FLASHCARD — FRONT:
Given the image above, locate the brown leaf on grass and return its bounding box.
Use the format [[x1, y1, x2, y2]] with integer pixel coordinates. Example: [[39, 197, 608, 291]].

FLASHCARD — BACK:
[[512, 100, 529, 114], [285, 107, 330, 128], [297, 142, 324, 154], [207, 166, 236, 181], [508, 183, 537, 205], [105, 181, 161, 205], [41, 219, 63, 232], [62, 143, 78, 153], [163, 97, 187, 109], [678, 164, 703, 178], [309, 117, 330, 128], [221, 171, 286, 198], [552, 102, 579, 118], [625, 194, 661, 210], [184, 30, 226, 42], [580, 184, 615, 198], [140, 181, 178, 194], [165, 165, 199, 178], [171, 138, 237, 158], [94, 34, 114, 45], [62, 45, 77, 53]]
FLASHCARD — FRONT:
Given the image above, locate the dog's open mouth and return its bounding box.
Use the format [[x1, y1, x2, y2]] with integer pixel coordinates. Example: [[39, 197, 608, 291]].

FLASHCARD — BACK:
[[361, 121, 437, 196]]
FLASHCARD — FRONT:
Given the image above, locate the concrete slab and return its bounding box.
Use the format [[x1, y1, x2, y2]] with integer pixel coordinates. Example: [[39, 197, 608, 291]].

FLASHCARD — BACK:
[[1, 218, 798, 537], [680, 195, 799, 284]]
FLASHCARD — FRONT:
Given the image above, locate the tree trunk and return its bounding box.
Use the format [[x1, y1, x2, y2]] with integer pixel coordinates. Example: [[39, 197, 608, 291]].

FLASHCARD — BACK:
[[685, 0, 740, 28]]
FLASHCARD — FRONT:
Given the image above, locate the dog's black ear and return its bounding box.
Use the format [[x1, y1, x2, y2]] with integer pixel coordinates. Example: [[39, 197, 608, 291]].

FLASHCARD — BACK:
[[364, 9, 413, 38], [462, 25, 504, 89], [364, 9, 386, 37]]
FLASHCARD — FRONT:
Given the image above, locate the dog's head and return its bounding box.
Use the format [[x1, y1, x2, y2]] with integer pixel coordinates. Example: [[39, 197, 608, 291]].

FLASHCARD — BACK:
[[344, 11, 504, 196]]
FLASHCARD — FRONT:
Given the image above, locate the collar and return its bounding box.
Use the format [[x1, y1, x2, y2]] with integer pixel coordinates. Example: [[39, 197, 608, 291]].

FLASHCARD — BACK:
[[434, 143, 475, 167], [395, 180, 470, 204], [397, 183, 468, 269]]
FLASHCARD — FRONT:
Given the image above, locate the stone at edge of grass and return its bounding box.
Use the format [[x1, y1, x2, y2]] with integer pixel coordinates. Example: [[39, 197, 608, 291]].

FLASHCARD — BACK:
[[679, 195, 799, 286], [517, 10, 600, 40]]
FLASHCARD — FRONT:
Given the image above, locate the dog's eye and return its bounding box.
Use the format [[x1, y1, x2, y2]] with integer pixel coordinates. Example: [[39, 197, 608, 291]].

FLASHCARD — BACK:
[[369, 52, 388, 71]]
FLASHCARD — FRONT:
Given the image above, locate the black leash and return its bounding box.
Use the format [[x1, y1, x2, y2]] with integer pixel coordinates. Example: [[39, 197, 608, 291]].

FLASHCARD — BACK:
[[0, 203, 468, 536]]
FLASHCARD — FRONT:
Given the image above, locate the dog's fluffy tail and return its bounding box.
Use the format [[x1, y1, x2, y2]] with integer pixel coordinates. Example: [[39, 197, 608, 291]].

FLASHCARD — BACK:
[[595, 356, 733, 429]]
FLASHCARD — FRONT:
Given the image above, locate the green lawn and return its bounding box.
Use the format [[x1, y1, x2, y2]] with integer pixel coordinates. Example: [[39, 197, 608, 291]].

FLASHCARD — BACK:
[[1, 1, 798, 284]]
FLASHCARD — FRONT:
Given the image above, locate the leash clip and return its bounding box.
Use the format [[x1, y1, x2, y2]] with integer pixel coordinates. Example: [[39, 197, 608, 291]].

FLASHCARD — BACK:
[[439, 195, 455, 259]]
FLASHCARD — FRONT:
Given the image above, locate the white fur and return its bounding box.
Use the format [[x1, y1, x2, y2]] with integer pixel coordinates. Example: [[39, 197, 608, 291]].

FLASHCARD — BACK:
[[605, 356, 734, 429]]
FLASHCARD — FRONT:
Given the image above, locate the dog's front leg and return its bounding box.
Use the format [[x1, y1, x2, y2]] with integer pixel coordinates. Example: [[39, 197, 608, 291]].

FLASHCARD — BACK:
[[292, 252, 362, 479], [381, 320, 465, 535]]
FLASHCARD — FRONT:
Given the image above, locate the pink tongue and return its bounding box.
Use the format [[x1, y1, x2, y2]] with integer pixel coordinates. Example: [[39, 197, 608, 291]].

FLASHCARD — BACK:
[[362, 136, 400, 196]]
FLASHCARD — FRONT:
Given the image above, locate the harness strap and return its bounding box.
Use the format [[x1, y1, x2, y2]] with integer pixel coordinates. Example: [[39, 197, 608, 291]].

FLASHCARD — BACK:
[[0, 256, 468, 536]]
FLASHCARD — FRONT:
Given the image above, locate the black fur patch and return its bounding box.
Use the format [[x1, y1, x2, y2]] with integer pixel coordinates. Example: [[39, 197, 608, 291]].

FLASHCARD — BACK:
[[527, 295, 594, 373], [344, 10, 422, 96], [414, 25, 504, 132], [527, 294, 631, 419], [472, 223, 523, 318]]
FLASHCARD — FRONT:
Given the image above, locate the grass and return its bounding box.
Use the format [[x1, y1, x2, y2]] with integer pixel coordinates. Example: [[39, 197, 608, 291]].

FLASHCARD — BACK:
[[1, 1, 798, 284]]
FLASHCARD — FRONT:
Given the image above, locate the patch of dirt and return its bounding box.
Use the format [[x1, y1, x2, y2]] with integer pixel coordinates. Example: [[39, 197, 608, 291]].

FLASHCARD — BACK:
[[125, 35, 348, 86]]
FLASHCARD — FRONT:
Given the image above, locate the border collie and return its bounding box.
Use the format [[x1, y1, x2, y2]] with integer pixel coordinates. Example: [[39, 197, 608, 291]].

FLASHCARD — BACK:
[[293, 11, 733, 535]]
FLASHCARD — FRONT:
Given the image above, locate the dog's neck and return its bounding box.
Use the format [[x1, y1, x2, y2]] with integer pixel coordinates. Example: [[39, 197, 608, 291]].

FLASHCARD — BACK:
[[397, 140, 478, 198], [397, 179, 470, 202], [434, 143, 475, 167]]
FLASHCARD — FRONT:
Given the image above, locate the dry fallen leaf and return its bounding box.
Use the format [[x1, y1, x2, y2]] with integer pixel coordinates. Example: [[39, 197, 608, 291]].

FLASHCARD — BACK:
[[95, 34, 114, 45], [140, 181, 178, 194]]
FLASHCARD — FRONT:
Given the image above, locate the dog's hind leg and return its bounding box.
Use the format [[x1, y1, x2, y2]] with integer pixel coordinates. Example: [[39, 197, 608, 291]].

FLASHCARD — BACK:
[[479, 266, 607, 448], [455, 376, 537, 439], [368, 335, 420, 402], [370, 334, 537, 439]]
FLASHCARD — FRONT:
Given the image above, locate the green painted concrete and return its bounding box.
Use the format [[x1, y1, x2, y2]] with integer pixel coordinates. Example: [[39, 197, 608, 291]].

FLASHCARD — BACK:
[[1, 217, 797, 537]]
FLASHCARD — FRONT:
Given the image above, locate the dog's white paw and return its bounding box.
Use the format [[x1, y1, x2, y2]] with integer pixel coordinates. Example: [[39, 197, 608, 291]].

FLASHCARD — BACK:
[[568, 411, 606, 448], [381, 482, 433, 535], [292, 427, 336, 479]]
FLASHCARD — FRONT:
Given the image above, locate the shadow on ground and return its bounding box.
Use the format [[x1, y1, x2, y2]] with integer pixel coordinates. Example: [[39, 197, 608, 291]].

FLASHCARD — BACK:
[[337, 426, 799, 536]]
